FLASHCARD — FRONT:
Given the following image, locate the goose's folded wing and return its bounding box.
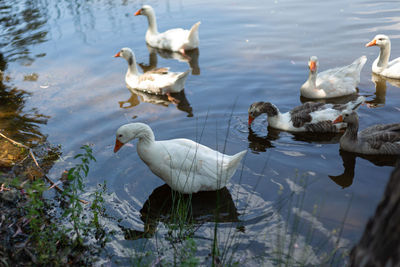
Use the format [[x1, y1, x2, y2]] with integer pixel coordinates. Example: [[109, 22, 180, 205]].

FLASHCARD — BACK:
[[146, 67, 170, 74], [361, 123, 400, 136], [290, 102, 326, 127], [291, 102, 325, 114], [160, 139, 225, 180], [365, 131, 400, 150]]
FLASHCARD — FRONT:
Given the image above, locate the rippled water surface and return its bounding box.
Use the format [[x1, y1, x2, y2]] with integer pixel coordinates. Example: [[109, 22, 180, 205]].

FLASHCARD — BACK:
[[2, 0, 400, 265]]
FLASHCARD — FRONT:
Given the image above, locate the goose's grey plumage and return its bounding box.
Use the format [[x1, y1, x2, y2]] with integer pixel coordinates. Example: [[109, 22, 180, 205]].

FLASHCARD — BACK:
[[334, 111, 400, 155]]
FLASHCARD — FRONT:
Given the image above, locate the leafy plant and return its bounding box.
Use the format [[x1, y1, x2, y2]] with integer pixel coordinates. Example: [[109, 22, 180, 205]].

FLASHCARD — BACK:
[[22, 145, 112, 265], [62, 144, 96, 245]]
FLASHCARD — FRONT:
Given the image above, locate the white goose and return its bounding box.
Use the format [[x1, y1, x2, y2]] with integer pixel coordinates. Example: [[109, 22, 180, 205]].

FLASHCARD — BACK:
[[366, 34, 400, 79], [114, 123, 247, 194], [248, 96, 364, 133], [134, 5, 200, 55], [300, 56, 367, 99], [114, 48, 189, 103], [333, 110, 400, 155]]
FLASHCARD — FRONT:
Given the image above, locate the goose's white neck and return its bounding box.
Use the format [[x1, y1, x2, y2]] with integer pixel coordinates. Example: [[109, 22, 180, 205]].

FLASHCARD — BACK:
[[145, 9, 158, 35], [126, 53, 139, 76], [377, 42, 391, 68], [133, 124, 155, 145], [307, 70, 317, 89]]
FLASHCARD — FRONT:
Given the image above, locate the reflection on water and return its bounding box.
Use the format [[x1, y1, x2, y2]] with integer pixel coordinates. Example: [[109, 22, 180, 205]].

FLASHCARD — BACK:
[[139, 44, 200, 75], [0, 1, 48, 63], [366, 73, 400, 108], [119, 88, 193, 117], [329, 150, 398, 188], [121, 184, 239, 240], [247, 127, 276, 152], [366, 74, 387, 108], [0, 54, 49, 144], [300, 93, 361, 105], [248, 125, 341, 153]]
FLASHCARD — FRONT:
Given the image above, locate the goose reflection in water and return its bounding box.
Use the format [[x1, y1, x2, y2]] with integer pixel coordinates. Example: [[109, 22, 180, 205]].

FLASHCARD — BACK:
[[247, 126, 341, 153], [118, 88, 193, 117], [120, 184, 239, 240], [139, 44, 200, 75], [300, 93, 361, 105], [329, 150, 398, 188], [365, 73, 400, 108], [247, 127, 277, 152]]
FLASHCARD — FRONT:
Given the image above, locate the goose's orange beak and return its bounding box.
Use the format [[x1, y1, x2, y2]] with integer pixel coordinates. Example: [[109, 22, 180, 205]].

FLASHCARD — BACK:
[[333, 115, 343, 124], [248, 115, 255, 126], [134, 9, 142, 16], [309, 61, 316, 71], [365, 39, 376, 47], [114, 51, 121, 57], [114, 139, 124, 153]]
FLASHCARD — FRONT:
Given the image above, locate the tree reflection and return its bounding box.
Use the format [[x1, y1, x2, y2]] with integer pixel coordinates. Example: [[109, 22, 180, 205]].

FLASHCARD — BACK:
[[0, 0, 49, 63], [0, 54, 49, 145]]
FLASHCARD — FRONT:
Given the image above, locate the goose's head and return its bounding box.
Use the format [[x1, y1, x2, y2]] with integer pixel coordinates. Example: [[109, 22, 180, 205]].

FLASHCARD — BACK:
[[365, 34, 390, 48], [308, 56, 319, 73], [114, 123, 150, 153], [333, 110, 358, 125], [248, 102, 279, 126], [134, 5, 153, 16], [114, 47, 136, 66], [114, 47, 133, 60]]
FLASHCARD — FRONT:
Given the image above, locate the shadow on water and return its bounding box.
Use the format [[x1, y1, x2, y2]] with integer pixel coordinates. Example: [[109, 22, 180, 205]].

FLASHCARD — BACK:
[[139, 44, 200, 75], [329, 149, 398, 188], [120, 184, 239, 240], [119, 88, 193, 117]]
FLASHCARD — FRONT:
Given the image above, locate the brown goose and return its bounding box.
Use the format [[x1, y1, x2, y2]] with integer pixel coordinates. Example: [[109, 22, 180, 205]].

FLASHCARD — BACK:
[[333, 111, 400, 155]]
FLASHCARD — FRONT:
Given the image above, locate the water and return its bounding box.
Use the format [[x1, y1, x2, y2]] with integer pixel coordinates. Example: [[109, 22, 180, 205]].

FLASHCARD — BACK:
[[2, 0, 400, 265]]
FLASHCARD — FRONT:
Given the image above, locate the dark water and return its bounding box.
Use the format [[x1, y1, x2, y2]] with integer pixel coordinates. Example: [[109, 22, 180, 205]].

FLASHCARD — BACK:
[[2, 0, 400, 265]]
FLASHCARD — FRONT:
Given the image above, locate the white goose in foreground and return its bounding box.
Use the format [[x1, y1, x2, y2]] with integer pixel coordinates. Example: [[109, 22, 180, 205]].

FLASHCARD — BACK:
[[114, 48, 189, 103], [134, 5, 200, 55], [113, 123, 247, 194], [366, 34, 400, 79], [333, 111, 400, 155], [300, 56, 367, 99], [248, 96, 365, 133]]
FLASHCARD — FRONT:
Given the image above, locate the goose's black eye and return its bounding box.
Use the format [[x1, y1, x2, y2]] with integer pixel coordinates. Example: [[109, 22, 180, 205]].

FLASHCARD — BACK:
[[118, 134, 123, 138], [345, 114, 349, 117], [378, 38, 383, 41]]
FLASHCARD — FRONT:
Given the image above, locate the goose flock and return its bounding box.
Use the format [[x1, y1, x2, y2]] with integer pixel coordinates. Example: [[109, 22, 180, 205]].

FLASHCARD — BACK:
[[112, 4, 400, 194]]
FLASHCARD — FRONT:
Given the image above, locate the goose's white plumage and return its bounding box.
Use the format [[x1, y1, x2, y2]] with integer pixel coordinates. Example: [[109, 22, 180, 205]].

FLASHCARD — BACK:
[[248, 96, 365, 132], [114, 48, 189, 96], [333, 111, 400, 155], [300, 56, 367, 99], [135, 5, 200, 53], [114, 123, 247, 194], [366, 34, 400, 79]]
